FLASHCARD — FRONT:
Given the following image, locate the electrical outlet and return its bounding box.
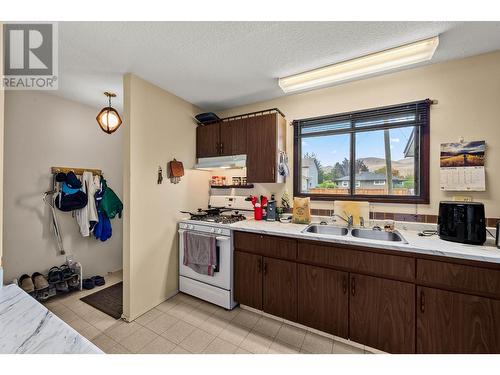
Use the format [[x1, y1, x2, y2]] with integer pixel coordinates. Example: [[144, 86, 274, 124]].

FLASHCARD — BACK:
[[452, 195, 473, 202]]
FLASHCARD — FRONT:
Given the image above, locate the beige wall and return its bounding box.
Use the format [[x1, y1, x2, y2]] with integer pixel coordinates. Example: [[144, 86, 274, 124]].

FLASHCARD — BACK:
[[2, 92, 123, 283], [123, 74, 209, 321], [0, 22, 4, 271], [220, 51, 500, 218]]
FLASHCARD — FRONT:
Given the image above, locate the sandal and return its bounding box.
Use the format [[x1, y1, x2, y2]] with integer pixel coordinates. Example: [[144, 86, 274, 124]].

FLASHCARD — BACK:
[[48, 267, 63, 284], [19, 274, 35, 294], [60, 264, 74, 281], [32, 272, 49, 291], [91, 275, 105, 287]]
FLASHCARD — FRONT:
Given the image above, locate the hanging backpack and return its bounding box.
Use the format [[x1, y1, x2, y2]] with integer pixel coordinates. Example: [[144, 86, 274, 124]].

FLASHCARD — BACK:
[[55, 190, 88, 211]]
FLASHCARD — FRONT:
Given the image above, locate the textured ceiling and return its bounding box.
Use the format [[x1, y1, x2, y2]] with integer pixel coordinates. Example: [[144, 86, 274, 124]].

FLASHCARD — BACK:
[[56, 21, 500, 111]]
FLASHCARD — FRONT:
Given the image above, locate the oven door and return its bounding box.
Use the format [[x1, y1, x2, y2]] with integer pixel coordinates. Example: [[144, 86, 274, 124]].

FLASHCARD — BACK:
[[178, 229, 232, 290]]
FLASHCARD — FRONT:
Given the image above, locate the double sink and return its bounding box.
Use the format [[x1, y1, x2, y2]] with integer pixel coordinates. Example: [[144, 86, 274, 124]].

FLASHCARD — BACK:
[[302, 224, 407, 243]]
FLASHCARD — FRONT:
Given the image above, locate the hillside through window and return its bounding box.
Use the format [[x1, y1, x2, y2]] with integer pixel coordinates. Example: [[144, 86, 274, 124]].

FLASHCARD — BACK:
[[293, 100, 431, 203]]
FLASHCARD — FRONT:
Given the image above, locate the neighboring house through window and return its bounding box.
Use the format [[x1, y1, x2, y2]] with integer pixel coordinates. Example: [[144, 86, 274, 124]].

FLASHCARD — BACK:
[[293, 100, 431, 203]]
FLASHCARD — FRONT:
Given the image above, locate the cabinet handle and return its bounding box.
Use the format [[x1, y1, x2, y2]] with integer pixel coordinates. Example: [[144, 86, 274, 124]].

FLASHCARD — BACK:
[[342, 275, 347, 294], [420, 290, 425, 313], [257, 258, 262, 273], [220, 142, 224, 154], [263, 261, 267, 276], [351, 276, 355, 296]]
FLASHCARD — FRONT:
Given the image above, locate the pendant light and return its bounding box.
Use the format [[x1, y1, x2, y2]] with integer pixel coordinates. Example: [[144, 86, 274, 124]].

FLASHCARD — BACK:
[[96, 91, 122, 134]]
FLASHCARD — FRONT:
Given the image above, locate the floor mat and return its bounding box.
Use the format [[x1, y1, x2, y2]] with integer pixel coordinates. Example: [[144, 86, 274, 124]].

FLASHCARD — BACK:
[[80, 282, 123, 319]]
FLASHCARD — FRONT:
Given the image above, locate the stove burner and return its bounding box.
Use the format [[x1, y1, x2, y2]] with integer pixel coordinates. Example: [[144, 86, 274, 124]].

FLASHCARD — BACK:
[[190, 213, 246, 224]]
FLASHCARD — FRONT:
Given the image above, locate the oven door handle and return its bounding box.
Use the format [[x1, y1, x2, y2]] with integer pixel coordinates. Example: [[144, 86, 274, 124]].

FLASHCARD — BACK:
[[179, 229, 229, 243]]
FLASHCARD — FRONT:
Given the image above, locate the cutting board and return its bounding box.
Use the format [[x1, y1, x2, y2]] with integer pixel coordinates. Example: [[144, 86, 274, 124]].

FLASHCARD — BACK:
[[333, 201, 369, 226]]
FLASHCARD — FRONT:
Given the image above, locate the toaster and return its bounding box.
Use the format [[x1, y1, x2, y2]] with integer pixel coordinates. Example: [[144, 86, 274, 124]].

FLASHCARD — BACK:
[[438, 201, 486, 245]]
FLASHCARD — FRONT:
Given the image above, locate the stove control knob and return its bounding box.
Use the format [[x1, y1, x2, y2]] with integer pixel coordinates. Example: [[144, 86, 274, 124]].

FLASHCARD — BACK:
[[188, 225, 194, 230], [210, 228, 216, 233], [216, 228, 222, 234]]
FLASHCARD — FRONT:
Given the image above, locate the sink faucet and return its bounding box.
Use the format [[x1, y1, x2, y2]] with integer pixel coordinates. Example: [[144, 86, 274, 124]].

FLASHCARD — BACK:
[[359, 216, 365, 228], [332, 212, 354, 228]]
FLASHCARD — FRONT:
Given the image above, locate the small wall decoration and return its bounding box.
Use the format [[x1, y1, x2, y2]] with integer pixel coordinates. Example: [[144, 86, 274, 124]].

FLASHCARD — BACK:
[[157, 166, 163, 184], [167, 159, 184, 184], [440, 140, 486, 191]]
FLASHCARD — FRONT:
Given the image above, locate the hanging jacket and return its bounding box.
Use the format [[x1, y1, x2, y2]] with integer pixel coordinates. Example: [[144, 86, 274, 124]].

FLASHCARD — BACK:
[[94, 211, 112, 241], [100, 177, 123, 219], [75, 171, 99, 237]]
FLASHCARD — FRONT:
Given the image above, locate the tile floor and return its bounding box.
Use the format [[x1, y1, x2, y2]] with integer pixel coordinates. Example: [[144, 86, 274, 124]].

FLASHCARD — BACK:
[[44, 271, 376, 354]]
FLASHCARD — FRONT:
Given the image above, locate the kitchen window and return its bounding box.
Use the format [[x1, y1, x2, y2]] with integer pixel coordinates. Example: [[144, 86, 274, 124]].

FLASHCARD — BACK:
[[293, 99, 431, 203]]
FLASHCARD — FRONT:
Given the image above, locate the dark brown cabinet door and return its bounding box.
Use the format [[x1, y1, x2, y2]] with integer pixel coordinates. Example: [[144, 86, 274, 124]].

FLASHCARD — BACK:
[[263, 257, 297, 321], [233, 251, 262, 310], [349, 273, 415, 353], [246, 113, 277, 183], [298, 264, 348, 338], [234, 231, 297, 261], [219, 118, 247, 156], [196, 123, 220, 158], [417, 286, 500, 353]]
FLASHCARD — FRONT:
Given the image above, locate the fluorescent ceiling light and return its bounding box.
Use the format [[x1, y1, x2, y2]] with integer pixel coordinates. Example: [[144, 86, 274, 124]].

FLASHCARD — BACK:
[[278, 36, 439, 93]]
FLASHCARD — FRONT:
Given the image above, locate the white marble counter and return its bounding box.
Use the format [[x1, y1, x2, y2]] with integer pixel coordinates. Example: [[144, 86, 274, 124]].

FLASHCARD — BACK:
[[0, 284, 103, 354], [229, 219, 500, 264]]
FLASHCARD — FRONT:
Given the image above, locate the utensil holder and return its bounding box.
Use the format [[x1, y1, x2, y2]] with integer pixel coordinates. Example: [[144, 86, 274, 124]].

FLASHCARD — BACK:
[[254, 207, 263, 220]]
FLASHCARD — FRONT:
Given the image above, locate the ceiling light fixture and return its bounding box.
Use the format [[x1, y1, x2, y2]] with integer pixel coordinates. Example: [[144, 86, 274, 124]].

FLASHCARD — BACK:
[[278, 36, 439, 93], [96, 91, 122, 134]]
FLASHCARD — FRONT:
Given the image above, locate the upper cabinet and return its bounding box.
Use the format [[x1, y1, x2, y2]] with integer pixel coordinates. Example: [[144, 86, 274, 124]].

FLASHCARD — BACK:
[[219, 118, 247, 156], [195, 110, 286, 183], [196, 122, 220, 158], [246, 113, 286, 183]]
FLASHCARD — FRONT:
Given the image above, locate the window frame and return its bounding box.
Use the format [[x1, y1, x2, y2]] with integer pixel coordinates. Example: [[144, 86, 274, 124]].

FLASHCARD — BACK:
[[293, 99, 431, 204]]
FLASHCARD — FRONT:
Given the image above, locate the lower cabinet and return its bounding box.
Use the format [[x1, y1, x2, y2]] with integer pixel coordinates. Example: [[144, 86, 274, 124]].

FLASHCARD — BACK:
[[234, 251, 262, 310], [233, 232, 500, 353], [263, 257, 298, 321], [416, 286, 500, 353], [349, 274, 415, 354], [234, 250, 297, 321], [298, 264, 348, 338]]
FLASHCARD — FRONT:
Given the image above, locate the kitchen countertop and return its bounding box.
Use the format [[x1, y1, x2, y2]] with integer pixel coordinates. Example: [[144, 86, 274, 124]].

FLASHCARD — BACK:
[[229, 219, 500, 264], [0, 284, 103, 354]]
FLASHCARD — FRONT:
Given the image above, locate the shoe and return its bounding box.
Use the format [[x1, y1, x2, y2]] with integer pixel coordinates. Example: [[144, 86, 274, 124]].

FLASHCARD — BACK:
[[60, 264, 75, 281], [67, 274, 80, 290], [91, 275, 105, 287], [48, 267, 63, 284], [82, 278, 95, 290], [55, 280, 69, 293], [32, 272, 49, 291], [37, 288, 50, 301], [19, 274, 35, 294]]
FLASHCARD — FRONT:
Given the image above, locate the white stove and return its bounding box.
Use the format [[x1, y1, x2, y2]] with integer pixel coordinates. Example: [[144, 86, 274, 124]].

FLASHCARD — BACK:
[[178, 195, 253, 309]]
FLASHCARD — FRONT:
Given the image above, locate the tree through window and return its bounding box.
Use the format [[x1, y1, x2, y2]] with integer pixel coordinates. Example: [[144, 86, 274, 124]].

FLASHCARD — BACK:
[[293, 100, 431, 203]]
